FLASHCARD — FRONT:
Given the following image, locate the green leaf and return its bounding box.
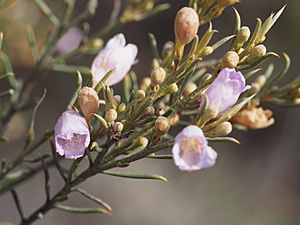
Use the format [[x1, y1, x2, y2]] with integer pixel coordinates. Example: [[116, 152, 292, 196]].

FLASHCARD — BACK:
[[25, 89, 47, 148], [55, 204, 111, 215], [26, 26, 40, 62], [238, 52, 279, 70], [67, 71, 82, 109], [213, 35, 236, 50], [94, 69, 114, 93], [148, 33, 160, 60], [103, 171, 168, 182], [33, 0, 60, 27], [148, 154, 173, 159]]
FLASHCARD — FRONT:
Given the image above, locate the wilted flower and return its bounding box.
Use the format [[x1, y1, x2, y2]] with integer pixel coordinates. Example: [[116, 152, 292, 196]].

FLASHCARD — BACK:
[[54, 110, 90, 159], [91, 33, 138, 87], [56, 27, 83, 54], [172, 125, 217, 171], [205, 68, 249, 114], [231, 105, 275, 129]]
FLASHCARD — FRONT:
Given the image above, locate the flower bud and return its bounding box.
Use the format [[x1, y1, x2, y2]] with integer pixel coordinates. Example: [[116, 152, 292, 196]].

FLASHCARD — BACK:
[[174, 7, 199, 45], [140, 77, 151, 91], [169, 113, 180, 126], [235, 26, 250, 49], [247, 44, 267, 63], [201, 46, 214, 57], [135, 89, 146, 99], [114, 95, 121, 105], [143, 106, 155, 116], [155, 116, 170, 136], [113, 122, 124, 133], [162, 41, 174, 58], [183, 82, 197, 96], [90, 38, 103, 49], [205, 122, 232, 137], [105, 109, 118, 123], [138, 137, 149, 147], [78, 87, 100, 121], [151, 67, 166, 86], [117, 103, 126, 114], [165, 83, 179, 94], [221, 51, 239, 69]]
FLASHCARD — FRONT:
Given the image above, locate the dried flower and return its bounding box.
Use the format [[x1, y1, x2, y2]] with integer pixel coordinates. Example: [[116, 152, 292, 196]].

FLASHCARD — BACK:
[[56, 27, 83, 54], [54, 110, 90, 159], [231, 106, 275, 129], [172, 125, 217, 171], [78, 87, 100, 121], [205, 68, 249, 114], [91, 33, 138, 87]]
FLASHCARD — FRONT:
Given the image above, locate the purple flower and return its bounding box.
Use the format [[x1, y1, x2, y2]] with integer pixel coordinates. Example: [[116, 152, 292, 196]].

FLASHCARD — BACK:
[[205, 68, 249, 114], [172, 125, 217, 171], [54, 110, 90, 159], [91, 33, 138, 87], [56, 27, 83, 54]]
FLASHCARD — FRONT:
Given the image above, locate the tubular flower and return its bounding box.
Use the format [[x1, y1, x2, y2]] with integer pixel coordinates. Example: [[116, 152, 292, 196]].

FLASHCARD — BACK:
[[172, 125, 217, 171], [54, 110, 90, 159], [91, 33, 138, 87], [205, 68, 249, 114]]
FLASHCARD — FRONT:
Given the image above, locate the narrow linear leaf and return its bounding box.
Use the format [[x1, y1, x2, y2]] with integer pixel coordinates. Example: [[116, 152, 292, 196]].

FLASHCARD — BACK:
[[213, 35, 236, 50], [67, 71, 82, 109], [55, 204, 111, 215], [148, 154, 173, 159], [94, 69, 114, 93], [148, 33, 160, 60], [238, 52, 279, 71], [207, 137, 240, 144], [26, 26, 40, 62], [103, 171, 168, 182], [33, 0, 60, 26], [74, 188, 112, 213]]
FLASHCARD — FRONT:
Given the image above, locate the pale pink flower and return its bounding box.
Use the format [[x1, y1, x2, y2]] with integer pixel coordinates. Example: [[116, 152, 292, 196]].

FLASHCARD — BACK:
[[91, 33, 138, 86], [172, 125, 217, 171]]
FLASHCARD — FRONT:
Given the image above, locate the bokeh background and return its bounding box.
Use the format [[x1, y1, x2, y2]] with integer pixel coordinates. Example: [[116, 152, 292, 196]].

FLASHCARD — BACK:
[[1, 0, 300, 225]]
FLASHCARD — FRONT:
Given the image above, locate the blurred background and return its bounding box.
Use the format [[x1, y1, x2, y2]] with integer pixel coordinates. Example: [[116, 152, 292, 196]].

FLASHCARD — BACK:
[[0, 0, 300, 225]]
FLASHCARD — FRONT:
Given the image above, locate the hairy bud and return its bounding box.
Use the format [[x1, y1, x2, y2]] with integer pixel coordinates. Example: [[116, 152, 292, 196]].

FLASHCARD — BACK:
[[221, 51, 239, 69], [78, 87, 99, 121], [151, 67, 166, 86], [235, 26, 250, 49], [205, 122, 233, 137], [143, 106, 155, 116], [174, 7, 199, 44], [105, 109, 118, 123], [135, 89, 146, 99], [113, 122, 124, 133], [155, 116, 170, 136], [247, 44, 267, 63], [117, 103, 126, 114]]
